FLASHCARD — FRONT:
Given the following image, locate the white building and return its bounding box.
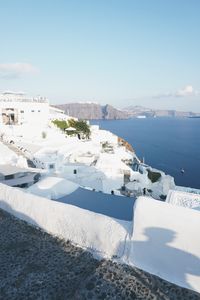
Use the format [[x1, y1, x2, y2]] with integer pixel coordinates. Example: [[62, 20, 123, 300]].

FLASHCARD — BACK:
[[0, 92, 49, 127], [49, 105, 78, 122], [0, 92, 77, 131], [0, 164, 40, 188]]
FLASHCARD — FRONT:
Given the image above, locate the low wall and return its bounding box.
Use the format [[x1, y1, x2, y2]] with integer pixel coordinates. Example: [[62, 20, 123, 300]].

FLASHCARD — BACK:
[[0, 183, 200, 293], [130, 197, 200, 293], [0, 183, 131, 259], [166, 189, 200, 210]]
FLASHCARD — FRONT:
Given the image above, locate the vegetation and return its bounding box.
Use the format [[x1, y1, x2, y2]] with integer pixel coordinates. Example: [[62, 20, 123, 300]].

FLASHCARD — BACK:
[[102, 141, 109, 149], [147, 169, 161, 183], [52, 119, 91, 139], [68, 119, 91, 139], [52, 120, 68, 131]]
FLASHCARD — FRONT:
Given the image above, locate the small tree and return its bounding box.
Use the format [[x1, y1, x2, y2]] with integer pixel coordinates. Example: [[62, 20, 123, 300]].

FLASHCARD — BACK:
[[52, 120, 68, 131], [68, 119, 91, 139], [147, 169, 161, 183]]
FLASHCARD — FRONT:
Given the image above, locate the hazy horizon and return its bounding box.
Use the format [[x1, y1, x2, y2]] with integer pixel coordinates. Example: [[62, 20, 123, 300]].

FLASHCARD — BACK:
[[0, 0, 200, 112]]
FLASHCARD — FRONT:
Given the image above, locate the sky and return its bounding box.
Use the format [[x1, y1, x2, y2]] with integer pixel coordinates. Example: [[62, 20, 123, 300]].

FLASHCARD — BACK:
[[0, 0, 200, 111]]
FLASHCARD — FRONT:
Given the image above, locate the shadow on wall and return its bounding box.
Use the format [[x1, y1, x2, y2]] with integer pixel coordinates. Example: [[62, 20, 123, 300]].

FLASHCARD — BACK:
[[130, 227, 200, 292], [0, 200, 38, 227]]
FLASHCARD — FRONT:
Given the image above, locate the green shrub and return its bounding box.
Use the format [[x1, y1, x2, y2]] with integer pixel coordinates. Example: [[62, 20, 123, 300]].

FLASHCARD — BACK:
[[52, 120, 68, 131], [147, 169, 161, 183], [68, 119, 91, 138], [102, 141, 109, 148], [52, 118, 91, 139]]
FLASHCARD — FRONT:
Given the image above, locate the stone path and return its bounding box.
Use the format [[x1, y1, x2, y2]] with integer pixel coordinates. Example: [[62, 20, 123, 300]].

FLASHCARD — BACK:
[[0, 208, 199, 300]]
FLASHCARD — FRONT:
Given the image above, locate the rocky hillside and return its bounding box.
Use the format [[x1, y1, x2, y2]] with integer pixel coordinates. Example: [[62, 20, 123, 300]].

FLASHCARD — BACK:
[[123, 105, 199, 118], [55, 103, 199, 120], [56, 103, 129, 120]]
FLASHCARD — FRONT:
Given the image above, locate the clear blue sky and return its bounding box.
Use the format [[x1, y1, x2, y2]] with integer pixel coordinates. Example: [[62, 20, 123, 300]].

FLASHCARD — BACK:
[[0, 0, 200, 111]]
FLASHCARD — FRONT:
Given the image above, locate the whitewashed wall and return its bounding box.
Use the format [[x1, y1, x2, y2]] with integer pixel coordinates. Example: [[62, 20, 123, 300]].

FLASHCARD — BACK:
[[0, 183, 130, 259], [130, 197, 200, 293], [0, 101, 49, 126]]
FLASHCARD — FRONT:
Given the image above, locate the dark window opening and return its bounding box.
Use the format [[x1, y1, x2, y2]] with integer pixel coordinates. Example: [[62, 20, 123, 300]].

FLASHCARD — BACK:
[[5, 174, 14, 180]]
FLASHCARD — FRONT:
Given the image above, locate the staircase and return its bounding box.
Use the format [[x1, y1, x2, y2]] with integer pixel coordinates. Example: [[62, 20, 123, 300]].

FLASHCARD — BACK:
[[0, 139, 36, 168]]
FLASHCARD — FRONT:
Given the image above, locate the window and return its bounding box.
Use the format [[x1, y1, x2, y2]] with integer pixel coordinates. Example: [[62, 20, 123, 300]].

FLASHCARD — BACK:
[[49, 164, 54, 169], [14, 183, 28, 188], [5, 174, 14, 180], [20, 110, 24, 113], [31, 110, 34, 112]]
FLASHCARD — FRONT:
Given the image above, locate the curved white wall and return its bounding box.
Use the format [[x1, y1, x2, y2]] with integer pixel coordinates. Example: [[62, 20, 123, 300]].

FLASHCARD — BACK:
[[0, 183, 130, 259]]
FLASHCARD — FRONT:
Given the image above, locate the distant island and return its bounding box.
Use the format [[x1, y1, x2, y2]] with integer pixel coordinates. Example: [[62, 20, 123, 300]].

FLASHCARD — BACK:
[[55, 103, 200, 120]]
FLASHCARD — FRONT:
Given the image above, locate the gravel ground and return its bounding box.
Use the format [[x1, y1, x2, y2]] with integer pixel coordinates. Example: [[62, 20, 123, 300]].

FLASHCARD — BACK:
[[0, 208, 199, 300]]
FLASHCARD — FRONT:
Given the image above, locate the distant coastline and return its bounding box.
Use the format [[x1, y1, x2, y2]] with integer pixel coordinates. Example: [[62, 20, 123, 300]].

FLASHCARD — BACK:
[[55, 103, 200, 120], [188, 116, 200, 119]]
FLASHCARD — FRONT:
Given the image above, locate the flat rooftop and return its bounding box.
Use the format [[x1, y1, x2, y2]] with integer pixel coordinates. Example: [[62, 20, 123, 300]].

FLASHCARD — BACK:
[[0, 93, 48, 103], [58, 187, 135, 221], [0, 164, 34, 176]]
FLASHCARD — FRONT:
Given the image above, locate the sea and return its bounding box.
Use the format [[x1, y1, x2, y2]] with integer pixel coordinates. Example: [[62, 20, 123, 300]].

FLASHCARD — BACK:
[[91, 117, 200, 190]]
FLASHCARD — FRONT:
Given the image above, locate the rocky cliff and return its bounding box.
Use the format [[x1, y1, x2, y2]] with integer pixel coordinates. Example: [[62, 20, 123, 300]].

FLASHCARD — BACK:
[[55, 103, 199, 120], [56, 103, 129, 120]]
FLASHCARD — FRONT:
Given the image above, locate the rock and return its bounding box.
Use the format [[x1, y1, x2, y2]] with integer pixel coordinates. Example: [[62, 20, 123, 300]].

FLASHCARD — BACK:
[[55, 103, 130, 120]]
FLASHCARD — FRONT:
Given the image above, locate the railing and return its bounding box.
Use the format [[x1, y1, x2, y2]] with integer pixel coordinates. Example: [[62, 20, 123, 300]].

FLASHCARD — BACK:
[[0, 98, 48, 103]]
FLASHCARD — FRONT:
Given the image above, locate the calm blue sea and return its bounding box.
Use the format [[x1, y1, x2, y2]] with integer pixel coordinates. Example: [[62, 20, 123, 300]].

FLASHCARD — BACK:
[[91, 118, 200, 189]]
